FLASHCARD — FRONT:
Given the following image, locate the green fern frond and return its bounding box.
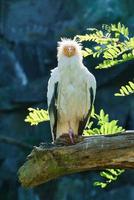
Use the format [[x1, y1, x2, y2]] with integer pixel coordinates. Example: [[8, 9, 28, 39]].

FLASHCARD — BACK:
[[76, 23, 134, 69], [24, 108, 49, 125], [83, 109, 125, 136], [122, 51, 134, 60], [99, 121, 124, 134], [95, 109, 109, 125], [126, 37, 134, 48], [115, 81, 134, 96], [84, 109, 125, 188], [96, 50, 134, 69], [94, 169, 125, 188], [76, 30, 118, 44], [103, 44, 126, 59], [96, 59, 120, 69], [103, 22, 129, 39], [81, 48, 93, 57]]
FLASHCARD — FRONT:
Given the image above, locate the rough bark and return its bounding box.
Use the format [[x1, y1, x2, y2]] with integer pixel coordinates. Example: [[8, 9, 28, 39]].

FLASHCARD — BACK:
[[18, 131, 134, 187]]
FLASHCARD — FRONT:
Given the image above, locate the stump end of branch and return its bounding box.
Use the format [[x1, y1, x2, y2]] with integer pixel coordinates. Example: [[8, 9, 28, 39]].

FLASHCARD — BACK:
[[18, 132, 134, 187]]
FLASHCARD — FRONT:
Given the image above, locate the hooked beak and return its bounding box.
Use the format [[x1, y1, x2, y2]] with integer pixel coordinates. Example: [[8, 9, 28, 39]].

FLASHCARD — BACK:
[[68, 47, 73, 57]]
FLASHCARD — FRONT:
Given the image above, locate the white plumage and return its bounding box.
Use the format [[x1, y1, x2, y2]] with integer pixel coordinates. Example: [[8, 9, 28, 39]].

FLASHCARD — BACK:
[[47, 38, 96, 143]]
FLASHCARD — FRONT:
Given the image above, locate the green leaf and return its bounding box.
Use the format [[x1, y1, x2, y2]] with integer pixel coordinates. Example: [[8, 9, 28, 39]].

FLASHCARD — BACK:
[[76, 23, 134, 70], [94, 169, 125, 188], [84, 108, 124, 136], [93, 182, 107, 188], [24, 108, 49, 125], [115, 81, 134, 96], [100, 171, 117, 181]]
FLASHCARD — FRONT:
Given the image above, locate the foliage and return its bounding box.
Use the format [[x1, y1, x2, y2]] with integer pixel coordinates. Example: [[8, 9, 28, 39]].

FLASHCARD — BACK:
[[83, 109, 125, 136], [83, 108, 125, 188], [24, 108, 49, 125], [76, 23, 134, 69], [76, 23, 134, 96], [25, 107, 125, 135], [93, 169, 125, 188], [77, 23, 134, 188], [115, 81, 134, 96]]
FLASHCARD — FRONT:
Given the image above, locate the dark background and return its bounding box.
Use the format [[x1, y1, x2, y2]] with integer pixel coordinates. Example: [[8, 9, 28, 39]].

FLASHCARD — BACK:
[[0, 0, 134, 200]]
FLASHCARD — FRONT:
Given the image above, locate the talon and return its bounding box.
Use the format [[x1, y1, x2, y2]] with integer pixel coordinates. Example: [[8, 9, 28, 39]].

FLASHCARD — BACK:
[[68, 128, 74, 144]]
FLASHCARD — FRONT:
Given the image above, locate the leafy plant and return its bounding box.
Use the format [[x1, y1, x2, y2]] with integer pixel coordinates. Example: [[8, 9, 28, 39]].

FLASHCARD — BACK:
[[93, 169, 125, 188], [83, 109, 125, 136], [76, 23, 133, 188], [76, 23, 134, 96], [76, 23, 134, 69], [115, 81, 134, 96], [83, 108, 125, 188], [25, 108, 49, 125]]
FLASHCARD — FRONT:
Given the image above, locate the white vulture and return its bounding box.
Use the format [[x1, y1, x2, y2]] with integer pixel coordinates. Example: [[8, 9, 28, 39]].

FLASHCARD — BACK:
[[47, 38, 96, 143]]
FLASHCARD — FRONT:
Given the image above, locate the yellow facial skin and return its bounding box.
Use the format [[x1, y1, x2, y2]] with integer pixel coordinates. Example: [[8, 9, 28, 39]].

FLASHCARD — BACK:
[[63, 46, 76, 57]]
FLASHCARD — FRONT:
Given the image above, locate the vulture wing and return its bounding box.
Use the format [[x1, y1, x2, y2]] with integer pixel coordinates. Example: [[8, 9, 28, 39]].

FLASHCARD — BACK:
[[47, 68, 59, 142]]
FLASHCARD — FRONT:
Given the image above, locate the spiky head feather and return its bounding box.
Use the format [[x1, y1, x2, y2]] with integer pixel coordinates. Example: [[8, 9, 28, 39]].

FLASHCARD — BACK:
[[57, 38, 83, 61]]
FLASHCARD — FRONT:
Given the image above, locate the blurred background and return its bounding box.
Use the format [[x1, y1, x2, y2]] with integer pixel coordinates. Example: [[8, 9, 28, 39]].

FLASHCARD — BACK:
[[0, 0, 134, 199]]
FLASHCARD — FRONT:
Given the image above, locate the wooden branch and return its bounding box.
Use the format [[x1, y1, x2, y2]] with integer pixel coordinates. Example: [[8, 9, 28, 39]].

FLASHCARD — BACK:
[[0, 136, 32, 150], [18, 131, 134, 187]]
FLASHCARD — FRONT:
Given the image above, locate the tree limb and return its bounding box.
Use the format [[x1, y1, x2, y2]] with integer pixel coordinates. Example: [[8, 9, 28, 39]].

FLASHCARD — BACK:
[[0, 136, 32, 150], [18, 131, 134, 187]]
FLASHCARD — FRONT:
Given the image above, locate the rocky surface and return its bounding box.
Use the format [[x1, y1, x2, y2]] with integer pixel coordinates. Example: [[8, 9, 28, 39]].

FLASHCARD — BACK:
[[0, 0, 134, 200]]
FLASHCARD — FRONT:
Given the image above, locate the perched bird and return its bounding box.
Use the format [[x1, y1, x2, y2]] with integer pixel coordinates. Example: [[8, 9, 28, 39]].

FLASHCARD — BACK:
[[47, 38, 96, 144]]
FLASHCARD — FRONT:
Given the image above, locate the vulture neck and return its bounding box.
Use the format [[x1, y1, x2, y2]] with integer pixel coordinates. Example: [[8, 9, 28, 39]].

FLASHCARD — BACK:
[[58, 55, 83, 74]]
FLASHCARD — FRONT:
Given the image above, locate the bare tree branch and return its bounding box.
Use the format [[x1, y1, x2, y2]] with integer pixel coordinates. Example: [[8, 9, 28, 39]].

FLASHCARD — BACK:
[[18, 131, 134, 187], [0, 136, 32, 150]]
